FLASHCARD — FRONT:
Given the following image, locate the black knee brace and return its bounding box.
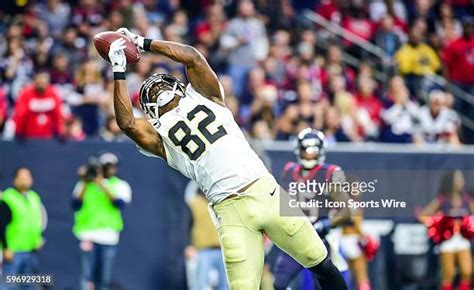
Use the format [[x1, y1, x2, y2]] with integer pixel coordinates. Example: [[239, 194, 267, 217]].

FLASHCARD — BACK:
[[309, 256, 348, 290]]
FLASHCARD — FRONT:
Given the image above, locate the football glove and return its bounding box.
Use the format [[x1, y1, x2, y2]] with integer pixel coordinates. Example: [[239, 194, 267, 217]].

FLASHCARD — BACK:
[[117, 27, 145, 51], [108, 38, 127, 73]]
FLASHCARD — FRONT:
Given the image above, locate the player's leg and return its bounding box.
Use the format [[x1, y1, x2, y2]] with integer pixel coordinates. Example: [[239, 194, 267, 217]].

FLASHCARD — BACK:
[[273, 251, 304, 290], [263, 184, 348, 290], [439, 252, 455, 290], [456, 249, 472, 290], [213, 197, 265, 290]]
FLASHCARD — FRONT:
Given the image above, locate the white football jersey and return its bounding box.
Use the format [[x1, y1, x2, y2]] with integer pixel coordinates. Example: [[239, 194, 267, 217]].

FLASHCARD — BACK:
[[139, 84, 268, 204]]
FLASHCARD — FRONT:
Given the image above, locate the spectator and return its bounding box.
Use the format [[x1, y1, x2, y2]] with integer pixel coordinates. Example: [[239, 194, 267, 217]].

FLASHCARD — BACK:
[[1, 37, 34, 98], [220, 0, 268, 98], [322, 106, 352, 144], [35, 0, 71, 39], [100, 116, 127, 142], [395, 25, 441, 95], [0, 87, 7, 132], [355, 76, 383, 138], [316, 0, 341, 24], [381, 76, 420, 143], [8, 71, 64, 140], [329, 75, 363, 141], [72, 60, 108, 136], [51, 26, 87, 68], [435, 3, 462, 46], [132, 7, 163, 40], [368, 0, 407, 22], [195, 4, 226, 50], [64, 116, 86, 141], [243, 67, 268, 106], [324, 44, 356, 90], [249, 84, 278, 138], [341, 3, 375, 57], [0, 168, 46, 290], [72, 0, 104, 32], [49, 53, 73, 86], [72, 153, 132, 290], [374, 14, 402, 65], [417, 90, 460, 144], [276, 80, 324, 140], [185, 189, 226, 290], [443, 17, 474, 95], [0, 0, 473, 145]]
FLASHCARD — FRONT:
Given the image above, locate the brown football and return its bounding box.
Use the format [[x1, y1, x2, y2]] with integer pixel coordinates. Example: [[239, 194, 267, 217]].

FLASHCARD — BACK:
[[93, 31, 140, 64]]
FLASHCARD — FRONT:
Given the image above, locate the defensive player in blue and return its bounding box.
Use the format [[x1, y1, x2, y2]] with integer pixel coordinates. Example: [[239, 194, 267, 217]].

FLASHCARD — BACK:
[[273, 128, 352, 290]]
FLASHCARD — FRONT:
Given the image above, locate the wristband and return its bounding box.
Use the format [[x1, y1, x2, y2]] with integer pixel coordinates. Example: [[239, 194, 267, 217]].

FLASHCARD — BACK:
[[143, 38, 152, 52], [114, 72, 126, 80]]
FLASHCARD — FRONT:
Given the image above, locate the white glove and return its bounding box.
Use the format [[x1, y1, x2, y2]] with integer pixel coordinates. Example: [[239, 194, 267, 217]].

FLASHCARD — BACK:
[[108, 38, 127, 73], [117, 27, 145, 51]]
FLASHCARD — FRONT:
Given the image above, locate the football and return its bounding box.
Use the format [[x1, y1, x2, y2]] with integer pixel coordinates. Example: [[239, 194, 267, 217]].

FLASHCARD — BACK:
[[93, 31, 140, 64]]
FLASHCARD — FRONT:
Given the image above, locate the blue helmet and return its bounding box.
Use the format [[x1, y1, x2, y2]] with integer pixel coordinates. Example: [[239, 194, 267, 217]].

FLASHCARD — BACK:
[[295, 128, 327, 169]]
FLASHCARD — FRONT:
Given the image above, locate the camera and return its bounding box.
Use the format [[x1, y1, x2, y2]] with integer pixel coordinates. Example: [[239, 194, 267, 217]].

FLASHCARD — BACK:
[[84, 158, 102, 181]]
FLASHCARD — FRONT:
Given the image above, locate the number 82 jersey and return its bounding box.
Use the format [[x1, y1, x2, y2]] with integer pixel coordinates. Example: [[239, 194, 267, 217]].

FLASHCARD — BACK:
[[142, 84, 268, 204]]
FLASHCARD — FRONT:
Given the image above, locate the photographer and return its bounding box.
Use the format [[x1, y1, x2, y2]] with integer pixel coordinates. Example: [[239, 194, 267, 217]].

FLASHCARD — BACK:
[[71, 153, 132, 290], [0, 168, 46, 290]]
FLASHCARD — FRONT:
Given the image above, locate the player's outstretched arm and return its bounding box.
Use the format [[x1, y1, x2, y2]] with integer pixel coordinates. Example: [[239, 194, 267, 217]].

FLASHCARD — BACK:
[[109, 39, 166, 160], [113, 80, 166, 159], [117, 28, 225, 106]]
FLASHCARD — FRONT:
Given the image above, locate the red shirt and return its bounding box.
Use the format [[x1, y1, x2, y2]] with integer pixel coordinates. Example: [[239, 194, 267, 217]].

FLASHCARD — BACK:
[[13, 85, 64, 139], [342, 17, 375, 46], [316, 0, 341, 23], [443, 36, 474, 84], [355, 93, 383, 124], [444, 0, 470, 6], [0, 88, 7, 125]]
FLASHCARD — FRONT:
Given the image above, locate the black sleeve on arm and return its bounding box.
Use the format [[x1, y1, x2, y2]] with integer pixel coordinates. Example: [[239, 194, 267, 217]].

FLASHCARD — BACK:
[[71, 197, 83, 210], [112, 199, 126, 209], [0, 201, 12, 249]]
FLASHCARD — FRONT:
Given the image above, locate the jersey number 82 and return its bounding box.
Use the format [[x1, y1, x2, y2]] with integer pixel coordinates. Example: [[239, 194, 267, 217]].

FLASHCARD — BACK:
[[168, 105, 227, 160]]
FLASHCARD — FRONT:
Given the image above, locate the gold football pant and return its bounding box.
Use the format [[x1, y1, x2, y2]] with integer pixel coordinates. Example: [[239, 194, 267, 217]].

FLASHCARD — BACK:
[[212, 174, 327, 290]]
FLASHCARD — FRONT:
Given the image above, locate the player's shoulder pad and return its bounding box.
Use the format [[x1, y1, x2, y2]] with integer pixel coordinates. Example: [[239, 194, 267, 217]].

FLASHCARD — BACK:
[[283, 162, 298, 174], [326, 164, 345, 182]]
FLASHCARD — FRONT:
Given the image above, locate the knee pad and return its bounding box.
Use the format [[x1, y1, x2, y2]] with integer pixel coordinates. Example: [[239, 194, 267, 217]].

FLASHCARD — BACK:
[[298, 245, 328, 268]]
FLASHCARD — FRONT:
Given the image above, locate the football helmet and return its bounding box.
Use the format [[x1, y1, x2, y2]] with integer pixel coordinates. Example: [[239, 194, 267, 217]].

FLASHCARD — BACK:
[[295, 128, 327, 169], [139, 73, 185, 126]]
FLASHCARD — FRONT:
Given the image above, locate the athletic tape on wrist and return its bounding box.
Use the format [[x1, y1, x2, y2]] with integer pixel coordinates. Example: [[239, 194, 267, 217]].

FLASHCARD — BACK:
[[114, 72, 126, 80], [143, 39, 152, 51]]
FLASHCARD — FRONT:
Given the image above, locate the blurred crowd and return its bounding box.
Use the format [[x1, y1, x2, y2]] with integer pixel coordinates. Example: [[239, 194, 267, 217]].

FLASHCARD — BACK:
[[0, 0, 473, 144]]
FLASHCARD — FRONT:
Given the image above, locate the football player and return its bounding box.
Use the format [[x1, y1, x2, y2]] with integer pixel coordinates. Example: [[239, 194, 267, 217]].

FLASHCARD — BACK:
[[107, 29, 348, 290], [273, 128, 352, 290]]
